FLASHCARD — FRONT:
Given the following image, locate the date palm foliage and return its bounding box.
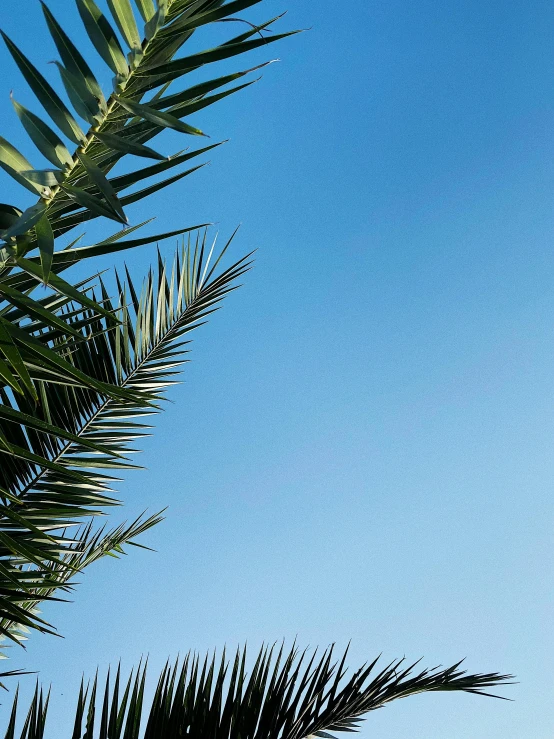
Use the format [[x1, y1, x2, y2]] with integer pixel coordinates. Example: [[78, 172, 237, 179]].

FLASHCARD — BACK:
[[0, 0, 295, 647], [1, 643, 512, 738], [0, 228, 251, 650], [0, 0, 512, 730]]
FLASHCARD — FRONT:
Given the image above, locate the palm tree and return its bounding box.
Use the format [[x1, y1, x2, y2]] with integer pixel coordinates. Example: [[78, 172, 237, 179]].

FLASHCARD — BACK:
[[0, 0, 512, 729]]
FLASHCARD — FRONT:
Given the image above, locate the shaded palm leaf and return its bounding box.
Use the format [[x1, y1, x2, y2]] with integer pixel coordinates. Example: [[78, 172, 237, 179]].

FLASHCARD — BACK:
[[0, 231, 250, 642], [0, 510, 163, 654], [1, 643, 513, 737]]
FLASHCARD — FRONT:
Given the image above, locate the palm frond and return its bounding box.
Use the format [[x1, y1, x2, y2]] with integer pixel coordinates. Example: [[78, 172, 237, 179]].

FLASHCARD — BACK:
[[0, 230, 251, 642], [0, 0, 297, 260], [0, 510, 163, 653], [0, 644, 513, 737], [0, 0, 296, 433]]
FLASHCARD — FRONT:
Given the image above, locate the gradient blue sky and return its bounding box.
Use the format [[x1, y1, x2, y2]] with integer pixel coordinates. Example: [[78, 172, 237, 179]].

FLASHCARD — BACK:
[[0, 0, 552, 736]]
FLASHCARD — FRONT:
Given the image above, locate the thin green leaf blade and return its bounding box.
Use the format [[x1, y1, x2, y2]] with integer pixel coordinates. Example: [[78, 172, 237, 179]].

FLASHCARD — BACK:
[[52, 62, 101, 124], [0, 405, 122, 458], [107, 0, 142, 52], [139, 31, 300, 80], [114, 96, 207, 136], [76, 0, 129, 77], [144, 0, 167, 41], [94, 131, 166, 161], [77, 152, 128, 224], [167, 78, 259, 123], [0, 356, 23, 395], [61, 183, 125, 224], [3, 202, 46, 239], [35, 214, 54, 283], [1, 31, 85, 144], [5, 317, 138, 403], [51, 224, 210, 266], [0, 203, 22, 231], [107, 142, 223, 191], [41, 1, 107, 110], [21, 169, 64, 186], [0, 136, 44, 195], [134, 0, 155, 22], [147, 64, 266, 111], [0, 281, 83, 338], [168, 0, 263, 34], [0, 318, 36, 399], [11, 97, 74, 170], [119, 163, 205, 207], [17, 256, 119, 319]]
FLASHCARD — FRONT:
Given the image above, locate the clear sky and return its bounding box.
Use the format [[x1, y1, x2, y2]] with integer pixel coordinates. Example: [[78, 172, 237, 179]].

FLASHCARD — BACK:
[[0, 0, 552, 736]]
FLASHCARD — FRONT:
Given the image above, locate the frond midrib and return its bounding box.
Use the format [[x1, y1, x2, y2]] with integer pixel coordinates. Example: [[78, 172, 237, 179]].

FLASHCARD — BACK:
[[10, 273, 212, 510]]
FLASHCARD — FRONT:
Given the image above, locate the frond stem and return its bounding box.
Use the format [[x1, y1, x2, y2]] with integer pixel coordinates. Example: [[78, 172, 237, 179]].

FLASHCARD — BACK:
[[11, 274, 206, 509]]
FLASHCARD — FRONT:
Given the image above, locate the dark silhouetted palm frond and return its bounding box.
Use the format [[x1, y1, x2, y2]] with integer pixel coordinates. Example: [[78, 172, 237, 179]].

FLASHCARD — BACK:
[[0, 509, 163, 660], [1, 643, 513, 737]]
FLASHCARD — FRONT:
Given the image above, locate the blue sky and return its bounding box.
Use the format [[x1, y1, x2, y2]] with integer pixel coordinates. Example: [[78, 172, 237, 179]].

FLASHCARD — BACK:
[[0, 0, 553, 736]]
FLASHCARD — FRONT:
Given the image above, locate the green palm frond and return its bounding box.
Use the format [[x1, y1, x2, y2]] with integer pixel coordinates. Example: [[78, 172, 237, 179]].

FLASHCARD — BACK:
[[0, 510, 163, 654], [0, 230, 251, 642], [0, 0, 297, 251], [0, 0, 285, 643], [0, 644, 513, 737], [0, 0, 296, 394]]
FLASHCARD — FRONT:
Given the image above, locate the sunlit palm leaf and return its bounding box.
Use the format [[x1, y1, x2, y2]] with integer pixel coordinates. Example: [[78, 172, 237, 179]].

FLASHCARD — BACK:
[[0, 0, 297, 372], [0, 0, 297, 257]]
